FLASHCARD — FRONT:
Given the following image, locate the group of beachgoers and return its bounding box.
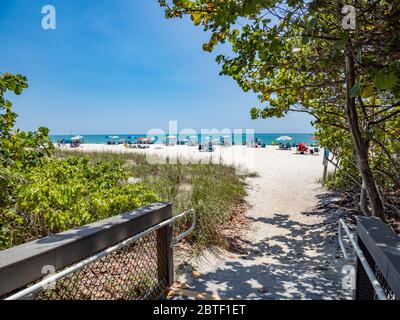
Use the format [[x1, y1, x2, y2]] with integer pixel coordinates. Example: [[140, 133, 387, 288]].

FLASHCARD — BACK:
[[54, 135, 319, 155], [56, 138, 82, 148], [276, 141, 320, 155]]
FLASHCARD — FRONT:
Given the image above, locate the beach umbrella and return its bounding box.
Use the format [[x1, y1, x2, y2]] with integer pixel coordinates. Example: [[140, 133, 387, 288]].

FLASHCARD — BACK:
[[276, 135, 293, 141], [71, 135, 83, 140], [108, 135, 119, 139], [167, 135, 177, 140]]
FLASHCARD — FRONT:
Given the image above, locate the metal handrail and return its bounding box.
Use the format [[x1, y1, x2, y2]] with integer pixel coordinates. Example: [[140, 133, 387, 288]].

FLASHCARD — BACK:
[[171, 209, 196, 247], [5, 209, 196, 300], [338, 218, 387, 300]]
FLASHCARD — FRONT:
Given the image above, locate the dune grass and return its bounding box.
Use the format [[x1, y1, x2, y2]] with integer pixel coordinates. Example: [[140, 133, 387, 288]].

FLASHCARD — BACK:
[[55, 149, 248, 251]]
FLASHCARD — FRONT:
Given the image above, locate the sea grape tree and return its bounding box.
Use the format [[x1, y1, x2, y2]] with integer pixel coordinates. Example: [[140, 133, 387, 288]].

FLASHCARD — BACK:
[[0, 73, 54, 208]]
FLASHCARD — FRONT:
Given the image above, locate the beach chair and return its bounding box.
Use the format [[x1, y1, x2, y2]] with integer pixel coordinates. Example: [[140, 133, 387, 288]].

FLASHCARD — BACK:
[[278, 143, 291, 150], [297, 143, 308, 154]]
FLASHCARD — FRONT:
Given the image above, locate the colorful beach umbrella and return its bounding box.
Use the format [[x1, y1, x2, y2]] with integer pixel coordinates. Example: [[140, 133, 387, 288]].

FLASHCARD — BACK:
[[276, 135, 293, 141]]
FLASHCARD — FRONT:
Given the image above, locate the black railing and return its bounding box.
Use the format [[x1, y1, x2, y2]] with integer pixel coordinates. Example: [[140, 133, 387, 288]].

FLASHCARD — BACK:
[[355, 216, 400, 300], [0, 203, 174, 300]]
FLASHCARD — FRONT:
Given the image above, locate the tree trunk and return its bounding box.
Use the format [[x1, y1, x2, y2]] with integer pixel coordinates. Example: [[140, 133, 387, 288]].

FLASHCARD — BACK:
[[359, 182, 371, 216], [344, 41, 385, 219]]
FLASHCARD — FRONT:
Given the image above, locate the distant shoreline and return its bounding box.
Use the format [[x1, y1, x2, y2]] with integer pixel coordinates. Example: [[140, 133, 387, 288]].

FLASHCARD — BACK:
[[50, 133, 316, 145]]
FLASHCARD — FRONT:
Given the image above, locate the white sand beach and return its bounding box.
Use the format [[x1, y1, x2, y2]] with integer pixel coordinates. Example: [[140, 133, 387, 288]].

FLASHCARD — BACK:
[[58, 143, 324, 177]]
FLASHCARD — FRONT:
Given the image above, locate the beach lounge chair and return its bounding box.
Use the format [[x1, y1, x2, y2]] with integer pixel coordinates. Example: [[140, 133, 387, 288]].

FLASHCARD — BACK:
[[278, 143, 291, 150]]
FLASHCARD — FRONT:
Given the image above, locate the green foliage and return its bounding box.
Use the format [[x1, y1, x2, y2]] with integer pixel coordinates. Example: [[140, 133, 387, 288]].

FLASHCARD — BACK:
[[55, 150, 248, 252], [0, 73, 159, 249], [0, 73, 54, 208], [1, 157, 159, 249], [374, 64, 399, 91]]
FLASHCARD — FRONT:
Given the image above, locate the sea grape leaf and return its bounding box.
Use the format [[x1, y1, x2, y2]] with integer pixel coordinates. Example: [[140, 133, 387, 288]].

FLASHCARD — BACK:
[[349, 83, 361, 98], [374, 67, 398, 90]]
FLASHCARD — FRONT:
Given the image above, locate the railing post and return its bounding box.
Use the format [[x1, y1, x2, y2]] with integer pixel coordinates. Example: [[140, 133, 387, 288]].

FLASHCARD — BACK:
[[156, 204, 174, 288], [166, 223, 174, 286]]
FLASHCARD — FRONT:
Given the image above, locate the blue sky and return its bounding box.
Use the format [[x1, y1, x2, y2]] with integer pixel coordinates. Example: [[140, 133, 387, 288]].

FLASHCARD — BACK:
[[0, 0, 313, 135]]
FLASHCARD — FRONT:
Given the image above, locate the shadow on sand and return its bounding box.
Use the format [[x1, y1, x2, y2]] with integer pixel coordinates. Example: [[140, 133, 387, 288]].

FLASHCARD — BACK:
[[179, 192, 356, 300]]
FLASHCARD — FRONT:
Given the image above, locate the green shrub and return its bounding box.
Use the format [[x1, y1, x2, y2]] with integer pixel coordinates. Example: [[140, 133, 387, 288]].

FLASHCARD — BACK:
[[0, 157, 159, 249]]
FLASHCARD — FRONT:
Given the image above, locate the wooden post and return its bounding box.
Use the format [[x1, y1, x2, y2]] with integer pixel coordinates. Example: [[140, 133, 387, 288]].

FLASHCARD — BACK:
[[322, 148, 329, 186], [156, 205, 174, 288]]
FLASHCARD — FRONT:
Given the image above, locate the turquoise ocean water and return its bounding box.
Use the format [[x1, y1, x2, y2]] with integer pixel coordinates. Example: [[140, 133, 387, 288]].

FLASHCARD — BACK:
[[51, 133, 315, 145]]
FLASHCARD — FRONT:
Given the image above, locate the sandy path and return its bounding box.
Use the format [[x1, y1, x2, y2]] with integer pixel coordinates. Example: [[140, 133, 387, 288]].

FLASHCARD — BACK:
[[176, 147, 352, 300]]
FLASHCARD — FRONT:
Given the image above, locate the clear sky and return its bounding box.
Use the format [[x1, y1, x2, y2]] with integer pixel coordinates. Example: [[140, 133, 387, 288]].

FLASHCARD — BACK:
[[0, 0, 313, 135]]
